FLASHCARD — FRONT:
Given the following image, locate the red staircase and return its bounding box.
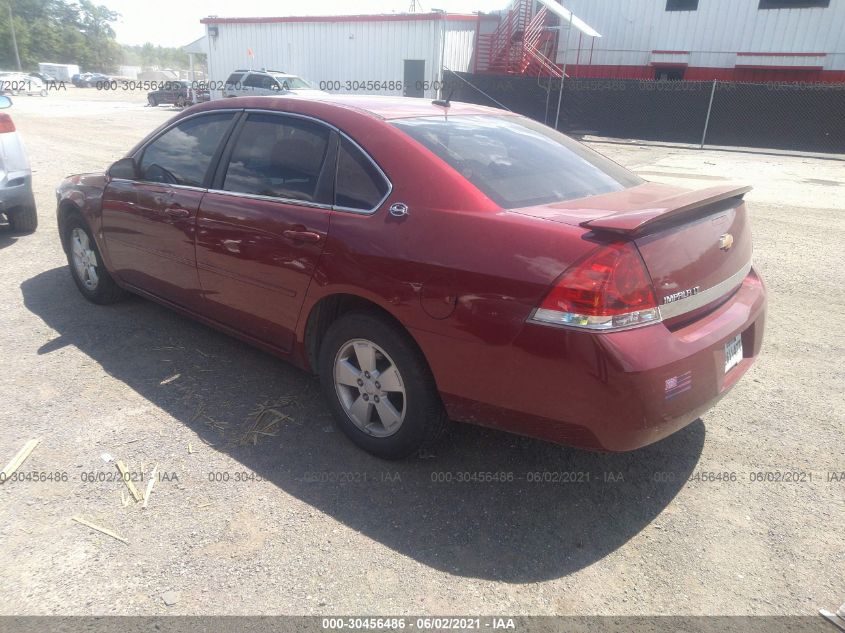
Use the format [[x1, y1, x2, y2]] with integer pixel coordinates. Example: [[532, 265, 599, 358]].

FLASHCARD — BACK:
[[476, 0, 562, 77]]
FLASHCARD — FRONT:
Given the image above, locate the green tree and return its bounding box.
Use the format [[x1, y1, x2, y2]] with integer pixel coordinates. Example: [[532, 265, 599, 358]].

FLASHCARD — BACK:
[[0, 0, 122, 72], [121, 42, 194, 72]]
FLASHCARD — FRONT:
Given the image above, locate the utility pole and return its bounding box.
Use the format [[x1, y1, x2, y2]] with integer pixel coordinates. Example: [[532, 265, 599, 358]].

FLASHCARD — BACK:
[[7, 1, 22, 71]]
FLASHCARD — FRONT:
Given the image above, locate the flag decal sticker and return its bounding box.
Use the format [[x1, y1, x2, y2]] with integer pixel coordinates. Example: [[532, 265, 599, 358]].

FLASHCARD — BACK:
[[665, 371, 692, 400]]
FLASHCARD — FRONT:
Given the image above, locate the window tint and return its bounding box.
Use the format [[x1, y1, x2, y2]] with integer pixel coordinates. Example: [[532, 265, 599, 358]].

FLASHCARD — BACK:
[[666, 0, 698, 10], [392, 115, 642, 209], [243, 73, 265, 88], [225, 72, 243, 86], [243, 73, 279, 90], [139, 113, 234, 187], [334, 137, 389, 211], [222, 113, 331, 203]]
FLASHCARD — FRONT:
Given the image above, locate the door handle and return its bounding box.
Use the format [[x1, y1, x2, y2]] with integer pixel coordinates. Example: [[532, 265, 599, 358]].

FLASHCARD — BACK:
[[164, 206, 191, 219], [282, 229, 321, 243]]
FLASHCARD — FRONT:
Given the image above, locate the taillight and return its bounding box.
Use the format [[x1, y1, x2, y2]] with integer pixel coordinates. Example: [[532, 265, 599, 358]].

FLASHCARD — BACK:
[[532, 241, 661, 331], [0, 114, 15, 133]]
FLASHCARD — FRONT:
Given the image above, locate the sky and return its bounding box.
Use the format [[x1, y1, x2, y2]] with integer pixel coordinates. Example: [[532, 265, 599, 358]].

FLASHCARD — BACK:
[[105, 0, 510, 47]]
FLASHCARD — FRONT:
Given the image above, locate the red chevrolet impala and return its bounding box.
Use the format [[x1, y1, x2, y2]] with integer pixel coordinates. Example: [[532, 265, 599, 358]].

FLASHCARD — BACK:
[[56, 95, 766, 458]]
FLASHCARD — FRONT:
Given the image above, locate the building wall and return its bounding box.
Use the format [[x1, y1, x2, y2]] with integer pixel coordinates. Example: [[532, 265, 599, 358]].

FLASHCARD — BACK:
[[444, 20, 478, 75], [554, 0, 845, 82], [204, 15, 476, 99]]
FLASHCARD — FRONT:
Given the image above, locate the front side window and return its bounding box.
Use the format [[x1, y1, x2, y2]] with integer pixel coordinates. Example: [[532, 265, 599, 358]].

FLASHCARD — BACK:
[[392, 115, 642, 209], [222, 113, 331, 203], [335, 137, 389, 211], [139, 112, 234, 187]]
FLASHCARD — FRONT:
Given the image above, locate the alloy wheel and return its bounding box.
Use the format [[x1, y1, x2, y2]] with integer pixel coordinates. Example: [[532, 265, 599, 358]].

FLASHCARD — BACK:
[[70, 227, 99, 291], [333, 338, 407, 437]]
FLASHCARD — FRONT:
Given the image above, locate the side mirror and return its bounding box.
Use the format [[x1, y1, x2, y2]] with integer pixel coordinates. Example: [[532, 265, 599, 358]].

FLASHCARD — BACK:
[[0, 95, 12, 109], [108, 157, 138, 180]]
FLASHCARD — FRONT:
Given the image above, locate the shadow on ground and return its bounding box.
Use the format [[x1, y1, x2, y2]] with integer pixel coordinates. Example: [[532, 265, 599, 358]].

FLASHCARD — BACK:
[[22, 267, 705, 583], [0, 223, 19, 249]]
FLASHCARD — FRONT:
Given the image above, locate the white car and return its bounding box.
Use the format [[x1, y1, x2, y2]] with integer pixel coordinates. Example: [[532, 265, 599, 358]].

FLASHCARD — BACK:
[[0, 72, 48, 97], [222, 69, 326, 98], [0, 95, 37, 232]]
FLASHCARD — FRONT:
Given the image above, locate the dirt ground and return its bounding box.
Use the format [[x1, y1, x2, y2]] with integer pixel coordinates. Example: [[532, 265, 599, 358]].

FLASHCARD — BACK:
[[0, 87, 842, 616]]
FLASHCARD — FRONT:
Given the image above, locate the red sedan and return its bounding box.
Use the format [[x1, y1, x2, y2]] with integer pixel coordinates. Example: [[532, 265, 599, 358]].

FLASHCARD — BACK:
[[56, 95, 766, 458]]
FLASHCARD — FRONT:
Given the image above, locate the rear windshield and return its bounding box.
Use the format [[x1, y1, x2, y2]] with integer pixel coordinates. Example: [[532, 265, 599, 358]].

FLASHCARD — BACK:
[[391, 115, 642, 208]]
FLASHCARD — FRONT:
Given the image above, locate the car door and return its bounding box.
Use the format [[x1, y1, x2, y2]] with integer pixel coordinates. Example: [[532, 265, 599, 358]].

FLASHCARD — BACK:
[[194, 112, 337, 352], [101, 111, 238, 310]]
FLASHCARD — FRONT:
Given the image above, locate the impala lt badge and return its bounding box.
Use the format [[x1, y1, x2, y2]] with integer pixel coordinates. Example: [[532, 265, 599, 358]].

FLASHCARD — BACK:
[[719, 233, 734, 251], [663, 287, 701, 304]]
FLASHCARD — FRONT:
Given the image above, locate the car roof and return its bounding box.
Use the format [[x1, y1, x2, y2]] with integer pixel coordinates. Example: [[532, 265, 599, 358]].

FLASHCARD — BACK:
[[205, 94, 510, 121]]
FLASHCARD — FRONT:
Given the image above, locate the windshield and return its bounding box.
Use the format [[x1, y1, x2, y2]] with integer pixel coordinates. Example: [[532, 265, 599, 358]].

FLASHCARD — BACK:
[[392, 115, 643, 209], [272, 75, 312, 90]]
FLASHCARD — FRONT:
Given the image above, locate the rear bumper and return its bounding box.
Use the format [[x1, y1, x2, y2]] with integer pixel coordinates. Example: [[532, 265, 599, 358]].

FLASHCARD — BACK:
[[427, 268, 766, 451], [0, 173, 35, 213]]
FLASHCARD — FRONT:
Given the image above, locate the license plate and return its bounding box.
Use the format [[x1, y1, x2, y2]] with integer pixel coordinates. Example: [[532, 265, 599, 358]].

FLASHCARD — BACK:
[[724, 333, 743, 374]]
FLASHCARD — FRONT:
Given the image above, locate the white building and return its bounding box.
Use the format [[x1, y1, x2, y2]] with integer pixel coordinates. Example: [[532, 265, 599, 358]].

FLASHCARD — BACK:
[[553, 0, 845, 82], [201, 12, 478, 98]]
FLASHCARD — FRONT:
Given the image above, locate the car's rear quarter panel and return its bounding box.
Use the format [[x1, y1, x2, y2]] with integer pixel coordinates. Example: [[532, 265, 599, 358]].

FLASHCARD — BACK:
[[292, 108, 615, 442]]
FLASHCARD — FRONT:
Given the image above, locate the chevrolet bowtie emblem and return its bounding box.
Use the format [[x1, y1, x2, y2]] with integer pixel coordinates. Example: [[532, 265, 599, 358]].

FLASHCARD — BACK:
[[719, 233, 734, 251]]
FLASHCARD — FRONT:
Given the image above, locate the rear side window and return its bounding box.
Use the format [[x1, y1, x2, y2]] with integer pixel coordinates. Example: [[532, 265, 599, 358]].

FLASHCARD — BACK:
[[334, 138, 389, 211], [243, 73, 277, 90], [392, 115, 642, 209], [225, 72, 243, 87], [139, 112, 234, 187], [222, 113, 331, 203]]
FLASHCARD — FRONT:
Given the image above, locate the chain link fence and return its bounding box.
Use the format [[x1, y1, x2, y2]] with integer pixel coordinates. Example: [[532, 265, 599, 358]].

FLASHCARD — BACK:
[[443, 71, 845, 154]]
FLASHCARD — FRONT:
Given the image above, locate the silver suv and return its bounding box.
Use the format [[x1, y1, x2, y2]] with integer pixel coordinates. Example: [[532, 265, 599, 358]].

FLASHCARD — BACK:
[[0, 95, 36, 233], [222, 69, 324, 98]]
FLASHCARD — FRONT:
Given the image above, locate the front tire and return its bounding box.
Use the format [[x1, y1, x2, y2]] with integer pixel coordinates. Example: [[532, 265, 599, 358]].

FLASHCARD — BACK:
[[8, 205, 37, 233], [319, 311, 449, 459], [147, 95, 158, 107], [63, 214, 126, 304]]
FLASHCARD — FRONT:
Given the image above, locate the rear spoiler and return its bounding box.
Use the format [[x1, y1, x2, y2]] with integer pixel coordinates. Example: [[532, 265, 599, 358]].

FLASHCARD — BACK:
[[580, 185, 752, 236]]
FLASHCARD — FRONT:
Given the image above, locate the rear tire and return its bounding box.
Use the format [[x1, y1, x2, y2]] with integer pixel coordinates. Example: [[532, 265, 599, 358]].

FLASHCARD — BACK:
[[8, 205, 37, 234], [319, 311, 449, 459], [63, 214, 126, 304], [147, 95, 158, 107]]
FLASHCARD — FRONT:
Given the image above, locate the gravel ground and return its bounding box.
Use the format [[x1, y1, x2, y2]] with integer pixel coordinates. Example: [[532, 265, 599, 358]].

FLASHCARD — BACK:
[[0, 88, 842, 616]]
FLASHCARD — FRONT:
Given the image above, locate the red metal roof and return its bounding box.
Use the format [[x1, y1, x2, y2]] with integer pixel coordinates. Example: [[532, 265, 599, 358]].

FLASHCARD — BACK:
[[200, 13, 478, 25]]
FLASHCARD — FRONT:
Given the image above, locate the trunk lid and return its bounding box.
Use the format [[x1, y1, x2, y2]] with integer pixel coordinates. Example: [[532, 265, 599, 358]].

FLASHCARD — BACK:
[[511, 182, 754, 322]]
